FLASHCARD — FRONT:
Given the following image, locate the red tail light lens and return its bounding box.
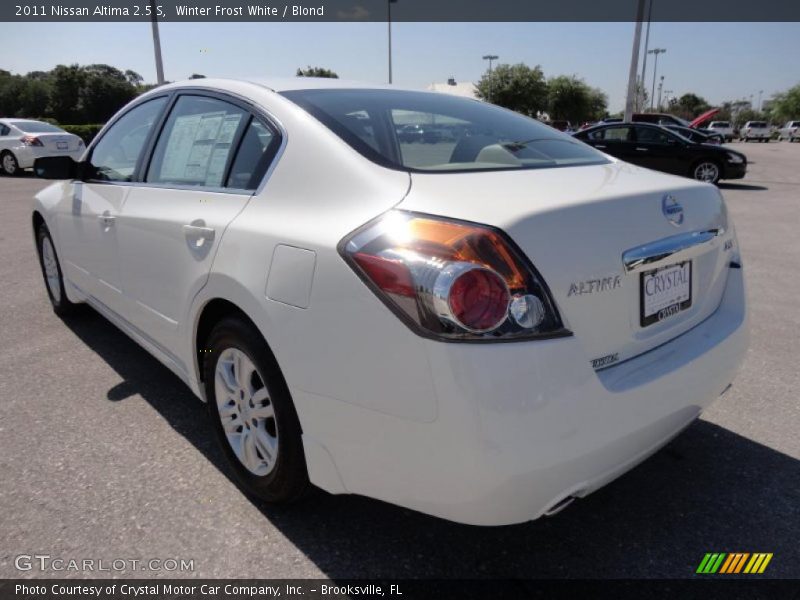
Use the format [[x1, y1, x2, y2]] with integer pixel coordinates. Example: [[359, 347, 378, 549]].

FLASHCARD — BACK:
[[21, 135, 43, 147], [340, 210, 567, 341], [446, 266, 510, 332]]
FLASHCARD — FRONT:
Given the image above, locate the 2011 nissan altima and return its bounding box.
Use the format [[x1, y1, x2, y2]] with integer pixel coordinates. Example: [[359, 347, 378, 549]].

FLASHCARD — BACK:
[[32, 78, 748, 525]]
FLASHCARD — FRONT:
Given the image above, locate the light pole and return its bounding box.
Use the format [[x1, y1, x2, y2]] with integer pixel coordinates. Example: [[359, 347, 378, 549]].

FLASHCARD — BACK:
[[639, 0, 654, 110], [657, 75, 664, 110], [757, 89, 763, 112], [482, 54, 499, 102], [387, 0, 397, 84], [150, 0, 164, 85], [663, 89, 673, 109], [648, 48, 666, 110], [624, 0, 647, 122]]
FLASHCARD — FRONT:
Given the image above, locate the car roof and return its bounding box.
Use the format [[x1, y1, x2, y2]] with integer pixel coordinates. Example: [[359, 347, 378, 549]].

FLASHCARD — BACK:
[[157, 76, 397, 94], [1, 119, 47, 125]]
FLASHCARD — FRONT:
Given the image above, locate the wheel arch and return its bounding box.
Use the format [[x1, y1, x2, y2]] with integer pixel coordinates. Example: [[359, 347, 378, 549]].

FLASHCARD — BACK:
[[193, 296, 288, 398], [32, 210, 45, 239]]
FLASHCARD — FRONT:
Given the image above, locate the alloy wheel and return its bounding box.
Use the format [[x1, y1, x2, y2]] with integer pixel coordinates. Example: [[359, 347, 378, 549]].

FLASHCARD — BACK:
[[40, 236, 61, 303], [214, 347, 278, 476], [694, 162, 719, 183], [2, 153, 17, 175]]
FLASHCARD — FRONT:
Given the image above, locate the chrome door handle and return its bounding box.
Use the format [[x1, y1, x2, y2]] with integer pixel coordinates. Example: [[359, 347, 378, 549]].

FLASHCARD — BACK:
[[183, 223, 216, 247], [595, 144, 607, 149], [635, 147, 648, 152]]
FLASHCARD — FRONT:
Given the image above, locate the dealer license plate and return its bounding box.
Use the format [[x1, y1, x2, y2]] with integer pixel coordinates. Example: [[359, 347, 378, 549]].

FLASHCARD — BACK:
[[640, 261, 692, 327]]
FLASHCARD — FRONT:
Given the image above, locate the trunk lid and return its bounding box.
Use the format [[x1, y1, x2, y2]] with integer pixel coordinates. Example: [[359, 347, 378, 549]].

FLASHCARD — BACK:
[[31, 132, 82, 153], [399, 161, 733, 368]]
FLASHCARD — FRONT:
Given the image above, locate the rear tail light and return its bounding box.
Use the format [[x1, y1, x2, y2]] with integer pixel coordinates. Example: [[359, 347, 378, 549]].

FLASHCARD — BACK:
[[21, 136, 43, 147], [340, 210, 567, 341]]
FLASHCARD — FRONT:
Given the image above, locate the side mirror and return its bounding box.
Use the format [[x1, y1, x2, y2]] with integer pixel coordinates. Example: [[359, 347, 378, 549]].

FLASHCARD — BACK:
[[34, 156, 82, 180]]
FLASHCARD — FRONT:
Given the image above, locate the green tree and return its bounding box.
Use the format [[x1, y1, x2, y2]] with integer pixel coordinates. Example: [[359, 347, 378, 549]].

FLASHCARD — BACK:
[[79, 64, 138, 123], [475, 63, 548, 117], [588, 87, 609, 121], [296, 66, 339, 78], [769, 84, 800, 123], [49, 64, 85, 123], [547, 75, 591, 122], [667, 93, 711, 120], [546, 76, 608, 123]]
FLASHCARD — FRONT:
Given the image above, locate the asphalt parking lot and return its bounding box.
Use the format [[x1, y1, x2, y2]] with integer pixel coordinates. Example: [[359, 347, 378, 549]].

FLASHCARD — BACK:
[[1, 142, 798, 580]]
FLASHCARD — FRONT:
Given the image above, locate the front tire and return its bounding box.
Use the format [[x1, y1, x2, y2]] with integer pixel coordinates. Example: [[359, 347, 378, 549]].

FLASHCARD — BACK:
[[692, 160, 721, 184], [36, 224, 78, 317], [204, 317, 310, 504], [1, 151, 19, 176]]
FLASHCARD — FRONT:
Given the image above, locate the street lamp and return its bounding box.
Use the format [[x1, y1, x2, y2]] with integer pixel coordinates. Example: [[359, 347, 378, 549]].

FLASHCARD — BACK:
[[663, 89, 673, 108], [657, 75, 664, 110], [482, 54, 499, 102], [387, 0, 398, 84], [150, 0, 165, 85], [648, 47, 666, 110], [623, 0, 647, 122], [639, 0, 654, 110]]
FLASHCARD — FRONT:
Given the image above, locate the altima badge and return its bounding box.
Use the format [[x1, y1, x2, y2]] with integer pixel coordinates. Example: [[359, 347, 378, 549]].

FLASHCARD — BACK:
[[568, 275, 621, 297], [662, 194, 684, 227]]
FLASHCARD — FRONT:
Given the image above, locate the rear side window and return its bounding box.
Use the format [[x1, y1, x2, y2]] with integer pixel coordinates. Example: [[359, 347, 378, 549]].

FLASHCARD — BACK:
[[12, 121, 64, 133], [89, 97, 168, 182], [587, 126, 631, 141], [282, 88, 607, 172], [635, 127, 672, 144], [226, 118, 280, 190], [147, 95, 250, 187], [0, 124, 9, 136]]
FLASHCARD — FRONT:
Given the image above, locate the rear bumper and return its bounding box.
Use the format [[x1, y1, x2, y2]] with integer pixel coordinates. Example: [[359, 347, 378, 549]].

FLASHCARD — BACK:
[[300, 263, 747, 525], [13, 146, 83, 169]]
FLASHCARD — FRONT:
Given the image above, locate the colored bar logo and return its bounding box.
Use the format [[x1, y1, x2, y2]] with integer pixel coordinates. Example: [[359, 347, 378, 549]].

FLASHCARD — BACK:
[[696, 553, 773, 574]]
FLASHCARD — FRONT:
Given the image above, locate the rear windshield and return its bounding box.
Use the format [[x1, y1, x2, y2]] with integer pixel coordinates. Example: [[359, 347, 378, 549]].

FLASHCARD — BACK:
[[11, 121, 64, 133], [281, 89, 607, 172], [748, 122, 767, 127], [710, 122, 729, 128]]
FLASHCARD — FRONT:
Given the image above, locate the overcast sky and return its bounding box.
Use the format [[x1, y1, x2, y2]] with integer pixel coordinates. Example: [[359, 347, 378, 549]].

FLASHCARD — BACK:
[[2, 21, 798, 111]]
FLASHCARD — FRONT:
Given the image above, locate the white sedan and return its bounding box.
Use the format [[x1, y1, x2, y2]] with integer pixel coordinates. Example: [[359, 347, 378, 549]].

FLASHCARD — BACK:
[[0, 119, 85, 175], [31, 78, 748, 526]]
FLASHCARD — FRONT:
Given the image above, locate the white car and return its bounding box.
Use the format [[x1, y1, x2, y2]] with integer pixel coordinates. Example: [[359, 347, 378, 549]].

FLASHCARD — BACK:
[[31, 78, 748, 526], [707, 121, 734, 142], [0, 119, 84, 175], [739, 121, 771, 142], [777, 120, 800, 142]]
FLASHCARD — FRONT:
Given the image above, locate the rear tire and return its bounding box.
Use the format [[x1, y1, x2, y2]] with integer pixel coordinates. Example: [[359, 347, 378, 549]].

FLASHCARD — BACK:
[[204, 317, 310, 504], [36, 224, 79, 317], [1, 151, 19, 176]]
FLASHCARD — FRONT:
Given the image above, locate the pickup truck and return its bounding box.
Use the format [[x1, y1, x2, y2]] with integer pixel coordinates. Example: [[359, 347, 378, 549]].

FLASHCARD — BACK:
[[778, 121, 800, 142], [707, 121, 734, 142], [740, 121, 771, 142]]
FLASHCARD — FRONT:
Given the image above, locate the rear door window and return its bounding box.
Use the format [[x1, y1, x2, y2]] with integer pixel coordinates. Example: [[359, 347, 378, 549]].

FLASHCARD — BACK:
[[147, 95, 248, 188]]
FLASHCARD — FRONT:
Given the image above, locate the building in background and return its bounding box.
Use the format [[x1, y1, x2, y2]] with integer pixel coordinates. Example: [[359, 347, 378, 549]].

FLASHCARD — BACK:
[[426, 78, 478, 100]]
